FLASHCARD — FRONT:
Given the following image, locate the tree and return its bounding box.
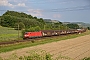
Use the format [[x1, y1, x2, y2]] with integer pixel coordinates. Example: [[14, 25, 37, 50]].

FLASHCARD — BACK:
[[0, 17, 1, 25], [28, 26, 41, 32], [34, 26, 41, 31], [87, 27, 90, 30], [1, 15, 18, 27], [33, 16, 37, 19], [28, 15, 33, 19], [14, 22, 25, 30], [67, 23, 79, 29]]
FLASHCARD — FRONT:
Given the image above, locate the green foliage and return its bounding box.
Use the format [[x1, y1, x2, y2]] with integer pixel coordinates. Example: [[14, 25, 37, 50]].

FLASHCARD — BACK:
[[24, 26, 41, 32], [1, 11, 45, 30], [0, 50, 89, 60], [0, 50, 52, 60], [44, 23, 68, 30], [18, 50, 52, 60], [82, 57, 90, 60], [0, 17, 1, 25], [1, 15, 17, 27], [37, 18, 45, 24], [3, 10, 30, 18], [23, 19, 41, 28], [67, 23, 79, 29], [44, 23, 52, 30], [34, 26, 41, 31], [87, 27, 90, 30], [14, 22, 25, 30]]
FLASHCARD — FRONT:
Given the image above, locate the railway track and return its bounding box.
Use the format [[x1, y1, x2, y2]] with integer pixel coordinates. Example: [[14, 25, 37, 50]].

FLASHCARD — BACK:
[[0, 40, 26, 45], [0, 35, 68, 45], [0, 33, 78, 45], [0, 39, 42, 45]]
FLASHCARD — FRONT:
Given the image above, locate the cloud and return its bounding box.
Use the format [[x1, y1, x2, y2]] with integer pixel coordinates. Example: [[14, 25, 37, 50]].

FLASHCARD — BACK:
[[8, 0, 27, 2], [28, 9, 43, 17], [17, 3, 26, 7], [0, 0, 14, 8], [0, 0, 26, 8], [53, 14, 61, 18]]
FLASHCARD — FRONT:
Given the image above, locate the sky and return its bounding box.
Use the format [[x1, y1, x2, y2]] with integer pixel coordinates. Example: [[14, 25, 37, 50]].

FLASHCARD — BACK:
[[0, 0, 90, 23]]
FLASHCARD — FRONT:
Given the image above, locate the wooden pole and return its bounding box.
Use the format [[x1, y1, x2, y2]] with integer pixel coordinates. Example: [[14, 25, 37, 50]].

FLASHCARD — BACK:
[[18, 22, 19, 40]]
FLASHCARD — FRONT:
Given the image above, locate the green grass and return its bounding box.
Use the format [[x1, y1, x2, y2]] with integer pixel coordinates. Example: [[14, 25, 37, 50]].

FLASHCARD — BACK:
[[0, 30, 90, 53], [0, 26, 21, 42]]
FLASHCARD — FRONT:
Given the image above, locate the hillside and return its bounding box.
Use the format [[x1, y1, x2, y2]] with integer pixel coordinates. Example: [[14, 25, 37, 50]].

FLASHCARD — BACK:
[[72, 22, 90, 28], [0, 10, 45, 29], [63, 22, 90, 28], [0, 10, 70, 31]]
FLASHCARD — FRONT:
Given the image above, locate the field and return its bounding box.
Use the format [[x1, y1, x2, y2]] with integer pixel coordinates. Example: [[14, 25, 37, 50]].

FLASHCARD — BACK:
[[0, 26, 21, 42], [0, 32, 90, 60]]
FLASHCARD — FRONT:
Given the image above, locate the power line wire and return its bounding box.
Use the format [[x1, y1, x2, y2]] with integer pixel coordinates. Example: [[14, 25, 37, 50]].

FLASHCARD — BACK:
[[25, 0, 78, 4], [0, 5, 90, 13], [48, 5, 90, 12]]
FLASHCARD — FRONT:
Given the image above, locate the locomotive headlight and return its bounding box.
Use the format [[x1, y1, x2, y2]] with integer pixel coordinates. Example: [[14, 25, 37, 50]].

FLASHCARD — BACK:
[[24, 35, 29, 37], [24, 35, 27, 37]]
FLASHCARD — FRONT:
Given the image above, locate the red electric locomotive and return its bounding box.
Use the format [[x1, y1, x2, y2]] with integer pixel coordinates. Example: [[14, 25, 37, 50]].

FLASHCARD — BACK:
[[23, 31, 42, 39]]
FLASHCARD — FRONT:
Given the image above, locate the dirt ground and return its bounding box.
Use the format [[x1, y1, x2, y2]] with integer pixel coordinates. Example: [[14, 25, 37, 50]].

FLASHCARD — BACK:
[[0, 34, 90, 60]]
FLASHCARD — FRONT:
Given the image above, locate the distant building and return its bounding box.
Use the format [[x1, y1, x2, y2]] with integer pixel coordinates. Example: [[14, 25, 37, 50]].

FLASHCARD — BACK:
[[62, 22, 71, 25], [51, 20, 59, 23]]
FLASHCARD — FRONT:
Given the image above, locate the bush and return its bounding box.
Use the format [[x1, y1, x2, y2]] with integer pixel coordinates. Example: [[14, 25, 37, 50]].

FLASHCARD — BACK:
[[29, 26, 41, 32], [82, 57, 90, 60], [19, 50, 52, 60], [1, 50, 52, 60]]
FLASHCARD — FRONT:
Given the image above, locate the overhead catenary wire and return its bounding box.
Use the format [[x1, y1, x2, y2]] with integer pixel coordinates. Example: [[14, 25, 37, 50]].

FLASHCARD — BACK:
[[24, 0, 79, 4], [51, 6, 90, 12], [0, 5, 90, 15]]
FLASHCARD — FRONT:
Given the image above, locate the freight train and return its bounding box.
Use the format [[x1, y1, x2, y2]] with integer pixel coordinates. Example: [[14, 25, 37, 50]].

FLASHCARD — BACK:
[[23, 29, 86, 39]]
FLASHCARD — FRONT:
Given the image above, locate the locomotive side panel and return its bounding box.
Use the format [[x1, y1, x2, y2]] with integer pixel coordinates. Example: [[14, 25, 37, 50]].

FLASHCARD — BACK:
[[24, 31, 42, 39]]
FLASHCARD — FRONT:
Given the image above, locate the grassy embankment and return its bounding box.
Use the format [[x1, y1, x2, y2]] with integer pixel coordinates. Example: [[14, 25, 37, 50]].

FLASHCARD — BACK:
[[0, 26, 21, 42], [0, 28, 90, 53]]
